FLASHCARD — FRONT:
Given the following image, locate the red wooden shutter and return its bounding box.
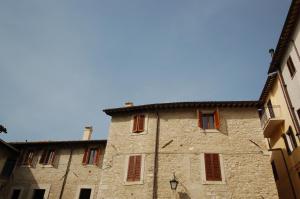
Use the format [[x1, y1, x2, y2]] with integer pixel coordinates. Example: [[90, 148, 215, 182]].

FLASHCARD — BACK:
[[39, 150, 46, 164], [132, 115, 138, 133], [82, 148, 89, 165], [205, 154, 214, 181], [205, 153, 221, 181], [95, 148, 101, 166], [212, 154, 221, 180], [134, 155, 142, 181], [127, 156, 136, 181], [214, 109, 220, 129], [137, 115, 145, 132], [197, 110, 203, 128]]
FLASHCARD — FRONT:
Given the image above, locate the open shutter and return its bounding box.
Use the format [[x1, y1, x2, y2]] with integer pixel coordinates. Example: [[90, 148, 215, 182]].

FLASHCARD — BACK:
[[197, 110, 203, 128], [132, 116, 138, 133], [127, 156, 136, 181], [134, 155, 142, 181], [214, 109, 220, 130], [28, 151, 35, 166], [95, 148, 101, 166], [137, 115, 145, 132], [82, 148, 89, 165], [39, 150, 46, 164], [50, 150, 56, 165]]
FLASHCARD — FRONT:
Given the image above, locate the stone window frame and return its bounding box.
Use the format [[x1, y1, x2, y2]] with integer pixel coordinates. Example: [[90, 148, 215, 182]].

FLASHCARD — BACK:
[[8, 185, 24, 199], [123, 154, 145, 185], [130, 114, 149, 135], [200, 153, 226, 185], [74, 185, 95, 199], [27, 184, 51, 199]]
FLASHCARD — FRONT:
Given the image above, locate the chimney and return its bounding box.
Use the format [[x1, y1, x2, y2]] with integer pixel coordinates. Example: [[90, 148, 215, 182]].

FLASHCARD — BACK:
[[82, 126, 93, 140], [124, 102, 134, 107]]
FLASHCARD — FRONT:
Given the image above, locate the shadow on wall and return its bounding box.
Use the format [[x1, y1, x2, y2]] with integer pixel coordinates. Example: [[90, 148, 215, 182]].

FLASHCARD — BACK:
[[178, 192, 191, 199]]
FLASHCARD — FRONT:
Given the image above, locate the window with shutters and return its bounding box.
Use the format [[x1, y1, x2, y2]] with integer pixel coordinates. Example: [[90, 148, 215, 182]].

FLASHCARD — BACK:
[[82, 148, 101, 166], [132, 114, 146, 133], [287, 56, 296, 78], [20, 150, 35, 166], [39, 149, 56, 165], [197, 109, 220, 130], [283, 127, 297, 155], [201, 153, 225, 184], [124, 155, 144, 185]]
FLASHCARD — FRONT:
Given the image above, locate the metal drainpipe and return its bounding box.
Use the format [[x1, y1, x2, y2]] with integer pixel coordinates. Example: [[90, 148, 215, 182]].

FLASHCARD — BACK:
[[277, 71, 300, 137], [153, 111, 160, 199], [59, 147, 73, 199], [269, 148, 296, 199]]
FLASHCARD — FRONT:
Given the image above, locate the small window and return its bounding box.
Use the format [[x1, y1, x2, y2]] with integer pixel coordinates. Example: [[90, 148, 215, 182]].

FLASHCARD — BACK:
[[198, 110, 220, 130], [39, 149, 56, 165], [271, 161, 279, 181], [20, 150, 34, 166], [82, 148, 101, 165], [10, 189, 21, 199], [127, 155, 142, 182], [297, 109, 300, 122], [132, 115, 145, 133], [32, 189, 45, 199], [79, 188, 91, 199], [204, 153, 222, 181], [283, 128, 297, 155], [1, 158, 16, 177], [287, 56, 296, 77]]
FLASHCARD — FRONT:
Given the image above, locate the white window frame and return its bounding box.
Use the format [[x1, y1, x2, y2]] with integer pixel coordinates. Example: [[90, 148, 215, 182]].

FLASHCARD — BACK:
[[123, 154, 145, 185], [27, 184, 51, 199], [130, 114, 149, 135], [8, 186, 24, 199], [74, 185, 95, 199], [200, 153, 226, 185]]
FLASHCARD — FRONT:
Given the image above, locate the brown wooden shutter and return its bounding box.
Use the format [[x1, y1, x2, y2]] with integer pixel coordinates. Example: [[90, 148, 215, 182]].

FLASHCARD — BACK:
[[137, 115, 145, 132], [82, 148, 89, 165], [214, 109, 220, 129], [134, 155, 142, 181], [197, 110, 203, 128], [50, 150, 56, 165], [95, 148, 101, 166], [205, 153, 221, 181], [39, 150, 46, 164], [132, 115, 138, 133], [127, 156, 136, 181]]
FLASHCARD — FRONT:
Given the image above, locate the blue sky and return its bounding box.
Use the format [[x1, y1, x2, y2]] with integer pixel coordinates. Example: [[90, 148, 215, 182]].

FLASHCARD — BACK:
[[0, 0, 291, 141]]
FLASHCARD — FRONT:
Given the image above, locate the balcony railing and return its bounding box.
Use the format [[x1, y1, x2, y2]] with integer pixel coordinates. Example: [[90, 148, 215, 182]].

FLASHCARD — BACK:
[[258, 105, 284, 138]]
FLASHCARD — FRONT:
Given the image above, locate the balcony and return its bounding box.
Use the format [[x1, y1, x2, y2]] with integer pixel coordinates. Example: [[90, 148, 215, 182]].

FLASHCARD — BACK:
[[259, 105, 284, 138]]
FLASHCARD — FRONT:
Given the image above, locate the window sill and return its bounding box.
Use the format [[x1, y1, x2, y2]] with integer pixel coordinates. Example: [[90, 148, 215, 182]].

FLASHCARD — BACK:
[[123, 180, 144, 186], [202, 179, 226, 185], [40, 164, 54, 168], [20, 165, 32, 168], [83, 164, 99, 167], [200, 129, 220, 133], [130, 131, 148, 136]]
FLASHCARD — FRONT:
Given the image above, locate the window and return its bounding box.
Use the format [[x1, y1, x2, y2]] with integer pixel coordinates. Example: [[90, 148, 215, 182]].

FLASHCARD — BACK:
[[283, 127, 297, 154], [287, 56, 296, 77], [32, 189, 45, 199], [132, 115, 145, 133], [10, 189, 21, 199], [20, 150, 34, 166], [204, 153, 222, 181], [39, 149, 56, 165], [82, 148, 101, 165], [297, 109, 300, 122], [79, 188, 91, 199], [267, 100, 275, 118], [1, 158, 16, 177], [198, 109, 220, 130], [126, 155, 142, 182], [271, 161, 279, 181]]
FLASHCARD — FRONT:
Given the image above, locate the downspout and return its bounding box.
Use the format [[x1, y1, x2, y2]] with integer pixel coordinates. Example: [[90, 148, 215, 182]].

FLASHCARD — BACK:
[[277, 71, 300, 137], [153, 111, 160, 199], [269, 148, 296, 199], [59, 147, 73, 199]]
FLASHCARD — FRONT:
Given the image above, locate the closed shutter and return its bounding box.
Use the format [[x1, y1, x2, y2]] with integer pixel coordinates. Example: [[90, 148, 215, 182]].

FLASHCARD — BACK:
[[132, 115, 138, 133], [49, 150, 56, 165], [82, 148, 89, 165], [28, 151, 35, 166], [214, 109, 220, 130], [204, 153, 222, 181], [197, 110, 203, 128], [127, 156, 136, 181], [134, 155, 141, 181], [127, 155, 142, 182], [39, 150, 47, 164], [95, 148, 101, 166], [137, 115, 145, 132]]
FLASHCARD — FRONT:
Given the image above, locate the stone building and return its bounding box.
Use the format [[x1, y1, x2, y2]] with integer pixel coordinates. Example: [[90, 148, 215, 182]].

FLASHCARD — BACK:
[[99, 101, 278, 199], [0, 127, 106, 199], [258, 0, 300, 198]]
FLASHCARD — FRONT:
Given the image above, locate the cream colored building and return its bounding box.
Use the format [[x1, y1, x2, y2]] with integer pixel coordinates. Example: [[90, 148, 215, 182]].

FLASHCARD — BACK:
[[99, 101, 278, 199]]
